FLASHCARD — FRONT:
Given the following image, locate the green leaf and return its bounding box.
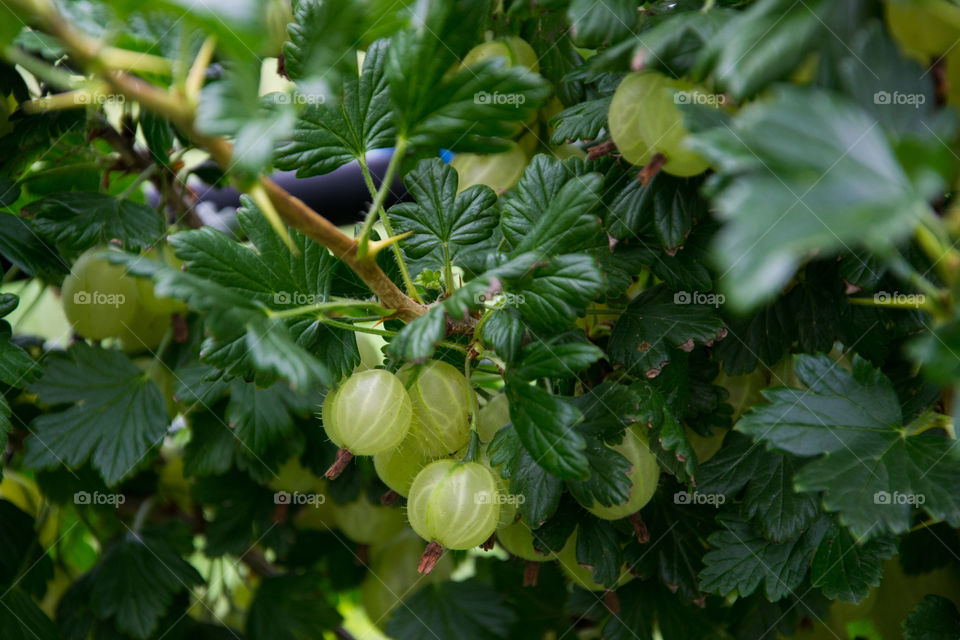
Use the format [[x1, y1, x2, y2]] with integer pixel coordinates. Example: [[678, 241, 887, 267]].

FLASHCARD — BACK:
[[488, 426, 564, 526], [0, 589, 62, 640], [121, 199, 353, 389], [389, 158, 498, 261], [713, 302, 793, 375], [386, 0, 550, 151], [515, 254, 606, 333], [505, 382, 588, 480], [385, 580, 515, 640], [699, 433, 818, 543], [574, 519, 624, 588], [690, 86, 927, 311], [90, 529, 202, 637], [904, 595, 960, 640], [247, 573, 342, 640], [479, 307, 525, 364], [608, 284, 725, 378], [25, 344, 168, 486], [281, 0, 363, 91], [501, 156, 602, 253], [565, 436, 632, 513], [699, 515, 829, 602], [631, 9, 735, 78], [0, 213, 68, 278], [27, 192, 165, 253], [606, 581, 722, 640], [809, 523, 896, 603], [275, 39, 394, 177], [567, 0, 636, 47], [694, 0, 832, 99], [0, 500, 53, 595], [510, 339, 604, 381], [549, 97, 611, 145], [738, 354, 960, 538]]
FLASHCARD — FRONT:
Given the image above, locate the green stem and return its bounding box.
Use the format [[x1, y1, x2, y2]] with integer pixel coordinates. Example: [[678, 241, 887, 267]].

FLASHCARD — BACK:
[[4, 46, 77, 89], [442, 243, 455, 295], [915, 214, 960, 287], [849, 296, 936, 313], [131, 497, 154, 534], [882, 248, 945, 310], [117, 164, 156, 200], [267, 299, 392, 320], [311, 314, 470, 353], [356, 147, 422, 303]]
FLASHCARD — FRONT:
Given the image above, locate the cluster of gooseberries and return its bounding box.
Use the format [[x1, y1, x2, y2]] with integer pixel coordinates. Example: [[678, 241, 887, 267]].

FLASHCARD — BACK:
[[450, 37, 585, 194], [60, 245, 186, 352]]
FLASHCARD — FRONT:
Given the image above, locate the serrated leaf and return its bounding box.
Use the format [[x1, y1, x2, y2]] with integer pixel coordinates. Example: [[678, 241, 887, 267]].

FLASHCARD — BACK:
[[25, 344, 168, 486], [516, 254, 606, 332], [511, 339, 604, 381], [714, 302, 793, 375], [275, 39, 394, 177], [27, 192, 165, 253], [549, 97, 611, 144], [632, 9, 735, 78], [281, 0, 362, 89], [565, 436, 632, 512], [608, 284, 725, 377], [0, 500, 53, 595], [574, 519, 623, 588], [90, 529, 202, 637], [385, 580, 515, 640], [607, 172, 706, 250], [0, 213, 68, 278], [247, 573, 341, 640], [699, 515, 829, 602], [690, 86, 927, 311], [810, 523, 895, 603], [904, 595, 960, 640], [699, 433, 818, 543], [488, 426, 563, 526], [500, 155, 601, 252], [738, 353, 960, 539], [567, 0, 636, 47], [480, 307, 525, 364], [505, 382, 588, 480], [389, 158, 498, 261]]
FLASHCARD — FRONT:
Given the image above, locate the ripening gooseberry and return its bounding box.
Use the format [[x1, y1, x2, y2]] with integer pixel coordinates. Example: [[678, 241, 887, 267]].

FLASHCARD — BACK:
[[497, 518, 553, 562], [407, 459, 500, 551], [61, 248, 139, 340], [556, 531, 634, 592], [373, 436, 433, 497], [397, 361, 473, 457], [477, 393, 510, 443], [333, 493, 406, 545], [585, 426, 659, 520], [321, 369, 413, 456], [450, 142, 528, 195]]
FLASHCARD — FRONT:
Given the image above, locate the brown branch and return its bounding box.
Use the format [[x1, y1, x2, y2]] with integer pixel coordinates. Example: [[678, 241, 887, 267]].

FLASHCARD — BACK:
[[30, 4, 426, 321]]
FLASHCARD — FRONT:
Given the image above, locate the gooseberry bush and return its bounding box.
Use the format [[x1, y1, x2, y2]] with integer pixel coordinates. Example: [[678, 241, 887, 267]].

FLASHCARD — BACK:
[[3, 0, 960, 638]]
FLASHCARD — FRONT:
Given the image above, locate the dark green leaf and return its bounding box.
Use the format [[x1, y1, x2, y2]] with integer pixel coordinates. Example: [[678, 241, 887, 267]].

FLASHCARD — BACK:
[[0, 589, 62, 640], [25, 344, 168, 486], [505, 382, 588, 480], [810, 523, 896, 603], [246, 573, 341, 640], [549, 97, 611, 145], [28, 192, 165, 253], [567, 0, 636, 47], [903, 595, 960, 640], [385, 580, 515, 640]]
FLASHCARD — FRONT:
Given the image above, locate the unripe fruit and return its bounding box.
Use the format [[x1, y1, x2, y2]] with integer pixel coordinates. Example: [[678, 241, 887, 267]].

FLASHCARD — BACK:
[[360, 530, 453, 627], [119, 307, 171, 353], [608, 72, 713, 177], [585, 427, 659, 520], [407, 459, 500, 549], [373, 436, 433, 497], [478, 393, 510, 443], [497, 518, 553, 562], [267, 456, 323, 495], [885, 0, 960, 60], [397, 361, 473, 457], [450, 142, 528, 195], [322, 369, 413, 456], [461, 37, 539, 73], [333, 494, 406, 545], [135, 245, 187, 314], [557, 532, 634, 591], [686, 426, 726, 464], [61, 248, 139, 340]]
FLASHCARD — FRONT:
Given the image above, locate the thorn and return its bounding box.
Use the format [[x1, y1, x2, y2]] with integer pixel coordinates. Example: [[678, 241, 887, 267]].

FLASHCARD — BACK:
[[249, 182, 298, 254], [364, 231, 412, 259]]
